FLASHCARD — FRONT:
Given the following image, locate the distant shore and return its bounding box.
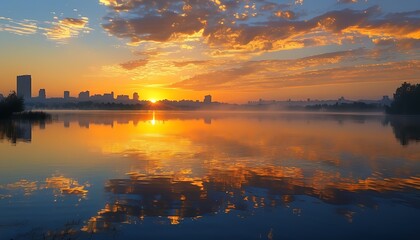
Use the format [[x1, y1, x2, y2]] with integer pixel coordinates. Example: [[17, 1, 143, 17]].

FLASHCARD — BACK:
[[26, 101, 386, 113]]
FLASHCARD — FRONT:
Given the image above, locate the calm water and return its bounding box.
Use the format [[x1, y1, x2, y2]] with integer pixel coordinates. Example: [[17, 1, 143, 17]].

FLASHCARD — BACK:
[[0, 111, 419, 240]]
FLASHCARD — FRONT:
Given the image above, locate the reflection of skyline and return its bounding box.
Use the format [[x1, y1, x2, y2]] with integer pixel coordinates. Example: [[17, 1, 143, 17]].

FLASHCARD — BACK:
[[49, 111, 420, 147]]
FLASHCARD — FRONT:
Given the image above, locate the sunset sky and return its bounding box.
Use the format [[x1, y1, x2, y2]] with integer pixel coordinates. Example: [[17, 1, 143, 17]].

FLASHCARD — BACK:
[[0, 0, 419, 102]]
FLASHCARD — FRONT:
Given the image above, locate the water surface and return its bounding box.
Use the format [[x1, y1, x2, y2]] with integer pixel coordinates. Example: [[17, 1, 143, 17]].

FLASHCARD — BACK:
[[0, 111, 419, 240]]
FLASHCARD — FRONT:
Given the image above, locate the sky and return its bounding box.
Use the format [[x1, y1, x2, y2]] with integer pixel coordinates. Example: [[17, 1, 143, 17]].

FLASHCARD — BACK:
[[0, 0, 419, 103]]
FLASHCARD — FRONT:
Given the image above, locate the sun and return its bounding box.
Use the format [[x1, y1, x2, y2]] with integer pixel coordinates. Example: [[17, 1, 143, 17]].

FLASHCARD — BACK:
[[150, 99, 157, 103]]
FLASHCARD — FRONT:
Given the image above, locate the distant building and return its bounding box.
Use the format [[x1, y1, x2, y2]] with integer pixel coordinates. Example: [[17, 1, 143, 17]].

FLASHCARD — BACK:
[[116, 95, 130, 102], [90, 94, 102, 101], [90, 92, 114, 103], [204, 95, 212, 104], [39, 89, 46, 100], [64, 91, 70, 100], [133, 92, 139, 101], [79, 91, 90, 101], [381, 95, 392, 106], [103, 92, 114, 102], [17, 75, 32, 100]]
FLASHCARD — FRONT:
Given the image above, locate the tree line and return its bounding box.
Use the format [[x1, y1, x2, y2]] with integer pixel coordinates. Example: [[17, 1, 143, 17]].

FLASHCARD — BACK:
[[0, 92, 24, 118], [386, 82, 420, 115]]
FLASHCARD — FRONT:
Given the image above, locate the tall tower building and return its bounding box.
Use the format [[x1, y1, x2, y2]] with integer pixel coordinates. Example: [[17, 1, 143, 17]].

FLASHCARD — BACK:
[[204, 95, 212, 104], [17, 75, 32, 100]]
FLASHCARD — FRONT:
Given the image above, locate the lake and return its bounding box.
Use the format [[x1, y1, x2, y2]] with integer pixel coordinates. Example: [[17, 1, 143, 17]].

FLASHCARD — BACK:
[[0, 111, 419, 240]]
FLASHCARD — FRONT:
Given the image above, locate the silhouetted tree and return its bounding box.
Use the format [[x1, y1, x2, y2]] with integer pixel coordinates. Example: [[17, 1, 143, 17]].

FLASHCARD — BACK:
[[0, 92, 24, 118], [386, 82, 420, 115]]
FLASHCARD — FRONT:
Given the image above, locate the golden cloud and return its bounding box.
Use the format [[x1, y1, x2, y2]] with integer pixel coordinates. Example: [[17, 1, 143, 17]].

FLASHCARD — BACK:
[[0, 17, 39, 35], [45, 17, 91, 41], [170, 56, 420, 91], [100, 2, 420, 52]]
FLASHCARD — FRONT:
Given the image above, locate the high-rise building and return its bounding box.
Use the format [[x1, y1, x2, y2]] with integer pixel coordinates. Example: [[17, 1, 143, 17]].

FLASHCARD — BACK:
[[17, 75, 32, 100], [64, 91, 70, 100], [39, 89, 46, 100], [133, 92, 139, 101], [204, 95, 212, 104]]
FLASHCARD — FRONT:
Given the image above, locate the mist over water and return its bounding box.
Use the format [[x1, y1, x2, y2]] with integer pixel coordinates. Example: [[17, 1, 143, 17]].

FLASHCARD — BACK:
[[0, 111, 419, 240]]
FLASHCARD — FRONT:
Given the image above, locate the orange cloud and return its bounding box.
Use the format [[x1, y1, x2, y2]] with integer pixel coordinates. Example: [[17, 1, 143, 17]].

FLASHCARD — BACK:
[[274, 10, 297, 20], [100, 3, 420, 52], [172, 60, 210, 67], [170, 56, 420, 91], [120, 59, 149, 70]]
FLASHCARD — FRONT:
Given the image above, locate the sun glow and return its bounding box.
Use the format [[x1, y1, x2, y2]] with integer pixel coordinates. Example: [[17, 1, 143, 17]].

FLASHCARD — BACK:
[[150, 99, 157, 103]]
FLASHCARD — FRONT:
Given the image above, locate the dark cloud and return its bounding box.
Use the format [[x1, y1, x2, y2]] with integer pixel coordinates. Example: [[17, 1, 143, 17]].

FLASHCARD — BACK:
[[100, 1, 420, 51], [103, 11, 205, 43], [373, 38, 420, 50]]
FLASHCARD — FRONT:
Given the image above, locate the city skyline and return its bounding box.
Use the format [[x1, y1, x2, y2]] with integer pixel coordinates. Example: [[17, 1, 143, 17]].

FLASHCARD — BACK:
[[1, 1, 419, 103], [0, 74, 395, 104]]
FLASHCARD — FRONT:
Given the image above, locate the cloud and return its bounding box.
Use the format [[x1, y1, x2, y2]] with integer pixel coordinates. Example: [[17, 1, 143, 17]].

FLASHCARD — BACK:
[[0, 17, 38, 35], [100, 1, 420, 52], [171, 60, 420, 90], [100, 0, 290, 48], [134, 50, 160, 57], [120, 59, 149, 70], [168, 47, 420, 91], [273, 10, 297, 20], [373, 38, 420, 50], [338, 0, 358, 4], [172, 60, 210, 67], [102, 11, 205, 44], [0, 16, 92, 42], [45, 17, 91, 41]]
